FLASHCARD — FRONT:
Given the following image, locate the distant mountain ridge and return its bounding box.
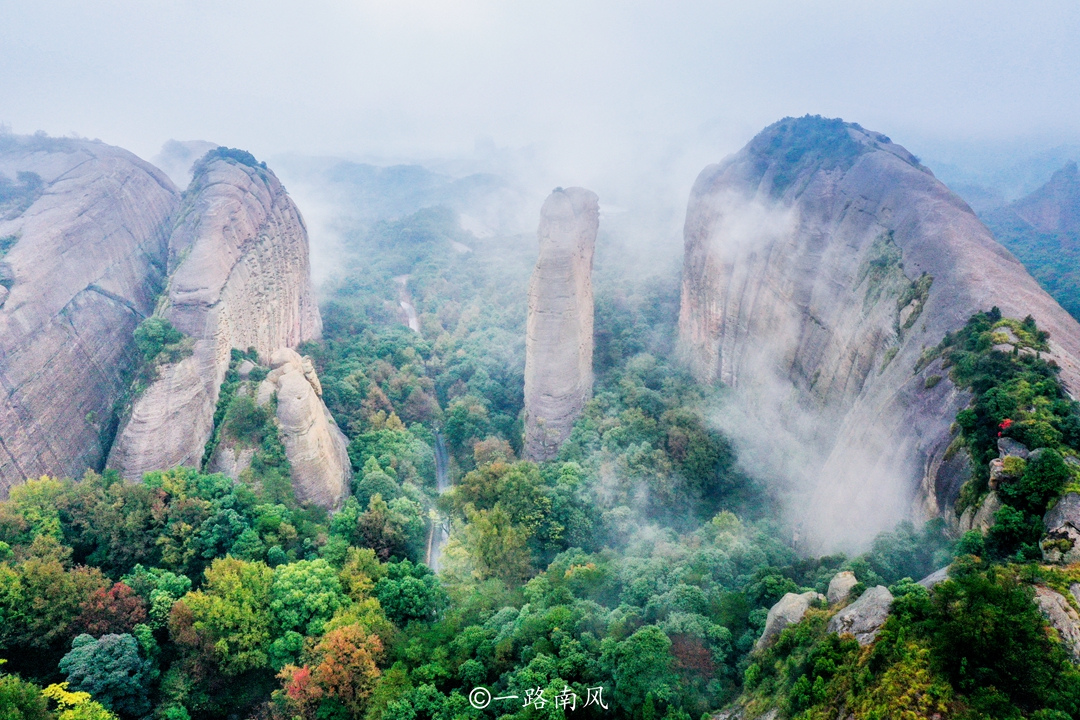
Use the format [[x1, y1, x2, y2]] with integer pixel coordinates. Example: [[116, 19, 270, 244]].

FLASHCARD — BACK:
[[982, 161, 1080, 321]]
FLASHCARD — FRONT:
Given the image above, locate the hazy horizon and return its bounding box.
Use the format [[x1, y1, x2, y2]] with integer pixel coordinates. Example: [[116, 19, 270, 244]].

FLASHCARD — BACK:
[[3, 1, 1080, 196]]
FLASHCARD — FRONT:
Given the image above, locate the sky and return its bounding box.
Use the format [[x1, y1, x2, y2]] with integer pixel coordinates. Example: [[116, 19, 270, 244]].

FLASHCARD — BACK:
[[2, 0, 1080, 189]]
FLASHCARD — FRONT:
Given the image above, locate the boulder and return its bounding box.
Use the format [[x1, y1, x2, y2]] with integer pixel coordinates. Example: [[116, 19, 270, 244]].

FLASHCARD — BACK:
[[1033, 586, 1080, 662], [827, 571, 858, 605], [0, 136, 179, 494], [998, 437, 1030, 459], [1042, 492, 1080, 564], [676, 116, 1080, 551], [755, 591, 824, 650], [523, 187, 599, 461], [257, 348, 350, 509], [917, 566, 950, 589], [108, 152, 322, 480], [827, 585, 893, 645]]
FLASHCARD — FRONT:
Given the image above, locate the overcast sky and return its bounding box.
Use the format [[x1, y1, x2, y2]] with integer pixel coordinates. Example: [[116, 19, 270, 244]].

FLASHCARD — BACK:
[[2, 0, 1079, 182]]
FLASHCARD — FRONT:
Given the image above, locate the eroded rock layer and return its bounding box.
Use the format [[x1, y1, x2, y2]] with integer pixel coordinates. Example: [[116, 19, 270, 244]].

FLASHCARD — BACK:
[[108, 153, 322, 480], [0, 136, 179, 494], [677, 116, 1080, 550], [524, 188, 599, 461]]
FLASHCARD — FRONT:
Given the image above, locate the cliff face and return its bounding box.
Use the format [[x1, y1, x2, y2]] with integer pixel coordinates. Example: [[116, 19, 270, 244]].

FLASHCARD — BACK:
[[678, 117, 1080, 550], [0, 137, 179, 494], [108, 152, 322, 481], [523, 188, 599, 461]]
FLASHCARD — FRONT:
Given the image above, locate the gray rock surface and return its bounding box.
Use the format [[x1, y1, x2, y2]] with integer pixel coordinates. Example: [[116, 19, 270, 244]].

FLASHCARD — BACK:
[[0, 136, 179, 494], [959, 491, 1002, 534], [1034, 586, 1080, 662], [108, 154, 322, 480], [917, 566, 950, 589], [755, 591, 824, 650], [827, 571, 858, 605], [524, 188, 599, 461], [257, 348, 350, 509], [827, 585, 894, 645], [998, 437, 1030, 459], [676, 117, 1080, 551], [1042, 492, 1080, 564]]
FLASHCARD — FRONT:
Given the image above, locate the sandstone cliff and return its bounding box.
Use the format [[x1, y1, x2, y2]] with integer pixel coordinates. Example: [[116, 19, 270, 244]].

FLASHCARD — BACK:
[[677, 116, 1080, 550], [523, 188, 599, 461], [259, 348, 350, 508], [108, 150, 322, 481], [0, 136, 179, 494]]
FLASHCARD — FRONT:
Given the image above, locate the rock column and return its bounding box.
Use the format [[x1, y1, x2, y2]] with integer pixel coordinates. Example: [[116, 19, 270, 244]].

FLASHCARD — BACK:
[[524, 188, 599, 461]]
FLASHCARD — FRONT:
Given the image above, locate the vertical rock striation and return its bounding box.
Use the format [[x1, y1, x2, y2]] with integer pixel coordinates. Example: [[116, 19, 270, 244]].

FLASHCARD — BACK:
[[524, 188, 599, 461], [108, 151, 322, 481], [0, 136, 179, 494], [677, 116, 1080, 550]]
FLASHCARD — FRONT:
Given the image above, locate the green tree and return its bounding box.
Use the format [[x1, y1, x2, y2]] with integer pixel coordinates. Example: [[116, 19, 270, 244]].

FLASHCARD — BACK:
[[270, 559, 350, 637], [170, 557, 274, 675], [59, 634, 151, 717]]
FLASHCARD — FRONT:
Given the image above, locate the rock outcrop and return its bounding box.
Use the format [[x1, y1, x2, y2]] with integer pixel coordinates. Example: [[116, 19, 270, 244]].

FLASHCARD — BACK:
[[827, 571, 858, 605], [0, 136, 179, 494], [256, 348, 350, 508], [108, 151, 322, 481], [755, 591, 824, 650], [677, 116, 1080, 550], [827, 585, 893, 645], [1042, 492, 1080, 563], [524, 188, 599, 461], [1033, 586, 1080, 662]]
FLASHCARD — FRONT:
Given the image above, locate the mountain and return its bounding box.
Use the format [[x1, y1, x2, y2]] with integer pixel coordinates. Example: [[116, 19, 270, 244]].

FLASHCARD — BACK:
[[677, 116, 1080, 550], [0, 138, 346, 508], [982, 162, 1080, 320], [106, 148, 346, 506], [0, 135, 179, 494]]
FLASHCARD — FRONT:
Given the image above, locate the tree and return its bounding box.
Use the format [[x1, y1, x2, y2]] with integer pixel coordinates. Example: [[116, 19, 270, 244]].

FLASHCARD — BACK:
[[372, 561, 446, 625], [0, 661, 51, 720], [41, 683, 117, 720], [270, 559, 350, 637], [170, 557, 273, 676], [74, 583, 146, 637], [278, 624, 384, 719], [0, 539, 108, 651], [59, 634, 151, 717], [604, 625, 678, 713], [460, 505, 532, 585]]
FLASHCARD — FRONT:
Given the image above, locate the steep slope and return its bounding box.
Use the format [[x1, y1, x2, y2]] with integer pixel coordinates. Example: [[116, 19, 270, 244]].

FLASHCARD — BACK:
[[982, 161, 1080, 320], [0, 135, 179, 494], [108, 150, 323, 484], [678, 116, 1080, 550], [524, 187, 599, 461]]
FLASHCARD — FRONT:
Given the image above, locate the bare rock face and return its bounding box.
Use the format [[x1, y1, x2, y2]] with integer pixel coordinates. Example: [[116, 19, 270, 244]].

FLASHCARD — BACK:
[[524, 188, 599, 461], [827, 585, 893, 645], [827, 571, 858, 605], [1034, 586, 1080, 662], [755, 591, 824, 650], [1042, 492, 1080, 564], [677, 116, 1080, 550], [0, 136, 179, 494], [256, 348, 350, 509], [108, 152, 322, 480]]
